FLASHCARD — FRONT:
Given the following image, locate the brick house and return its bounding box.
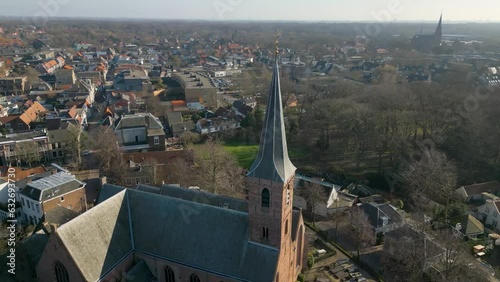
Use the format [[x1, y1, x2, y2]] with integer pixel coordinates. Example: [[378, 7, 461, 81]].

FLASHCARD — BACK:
[[19, 172, 86, 225], [114, 112, 166, 152]]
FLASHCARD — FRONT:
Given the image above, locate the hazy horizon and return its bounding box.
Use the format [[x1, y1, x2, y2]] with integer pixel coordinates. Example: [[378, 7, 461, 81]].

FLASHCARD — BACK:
[[0, 0, 498, 23]]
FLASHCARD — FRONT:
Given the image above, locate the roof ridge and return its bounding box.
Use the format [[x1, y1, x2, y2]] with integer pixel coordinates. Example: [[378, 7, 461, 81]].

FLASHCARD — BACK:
[[128, 188, 248, 215]]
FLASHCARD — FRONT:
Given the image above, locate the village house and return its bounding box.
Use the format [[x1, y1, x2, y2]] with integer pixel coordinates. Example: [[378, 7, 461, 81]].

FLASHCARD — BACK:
[[195, 116, 240, 134], [360, 201, 405, 234], [19, 171, 87, 226], [114, 112, 166, 152], [477, 200, 500, 231], [0, 101, 47, 132], [450, 214, 484, 239], [293, 174, 341, 217], [456, 181, 500, 203], [0, 133, 50, 166], [0, 76, 28, 95]]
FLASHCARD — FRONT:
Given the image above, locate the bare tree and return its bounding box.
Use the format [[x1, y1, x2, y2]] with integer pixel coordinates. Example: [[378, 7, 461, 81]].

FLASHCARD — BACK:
[[94, 127, 127, 185], [349, 207, 373, 257], [301, 182, 324, 226], [328, 200, 347, 241], [15, 141, 42, 167], [400, 149, 457, 219], [65, 125, 89, 170], [381, 227, 427, 282], [189, 139, 245, 198], [431, 229, 472, 282]]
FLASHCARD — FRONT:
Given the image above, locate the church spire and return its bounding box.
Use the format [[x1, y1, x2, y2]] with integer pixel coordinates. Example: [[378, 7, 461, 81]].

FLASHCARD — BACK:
[[247, 34, 296, 183], [435, 13, 443, 38]]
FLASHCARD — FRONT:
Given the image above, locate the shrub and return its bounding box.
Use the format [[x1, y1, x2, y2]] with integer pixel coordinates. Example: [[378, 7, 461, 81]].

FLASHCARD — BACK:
[[307, 253, 315, 268], [297, 273, 305, 282]]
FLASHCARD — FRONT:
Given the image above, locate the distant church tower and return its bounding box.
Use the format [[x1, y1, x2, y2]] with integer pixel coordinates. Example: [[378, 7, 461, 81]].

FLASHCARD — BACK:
[[247, 41, 299, 281], [434, 13, 443, 42]]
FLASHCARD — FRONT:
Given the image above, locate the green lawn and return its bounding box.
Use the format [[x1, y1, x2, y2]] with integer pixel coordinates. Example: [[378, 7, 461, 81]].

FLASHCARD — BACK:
[[222, 141, 259, 169]]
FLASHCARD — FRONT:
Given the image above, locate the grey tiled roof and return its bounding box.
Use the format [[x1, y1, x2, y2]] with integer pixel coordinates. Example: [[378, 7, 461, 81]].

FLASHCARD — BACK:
[[57, 191, 132, 281], [151, 184, 248, 212], [61, 186, 278, 281], [20, 172, 85, 202], [247, 62, 296, 182]]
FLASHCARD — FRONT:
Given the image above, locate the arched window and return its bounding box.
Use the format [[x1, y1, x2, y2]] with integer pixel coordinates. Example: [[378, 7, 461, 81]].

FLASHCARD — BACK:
[[190, 273, 200, 282], [54, 261, 69, 282], [261, 188, 270, 208], [165, 265, 175, 282]]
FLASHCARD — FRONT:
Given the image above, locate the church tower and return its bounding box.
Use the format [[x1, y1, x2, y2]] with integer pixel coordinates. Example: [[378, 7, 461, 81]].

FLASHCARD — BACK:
[[435, 13, 443, 41], [247, 56, 296, 248]]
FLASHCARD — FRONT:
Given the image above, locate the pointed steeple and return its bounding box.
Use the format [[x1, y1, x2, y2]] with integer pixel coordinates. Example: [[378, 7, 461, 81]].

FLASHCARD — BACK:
[[435, 13, 443, 38], [247, 41, 296, 183]]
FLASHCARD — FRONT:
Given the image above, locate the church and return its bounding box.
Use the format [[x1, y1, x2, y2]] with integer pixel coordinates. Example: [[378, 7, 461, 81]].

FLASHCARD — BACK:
[[35, 58, 306, 282], [411, 14, 443, 52]]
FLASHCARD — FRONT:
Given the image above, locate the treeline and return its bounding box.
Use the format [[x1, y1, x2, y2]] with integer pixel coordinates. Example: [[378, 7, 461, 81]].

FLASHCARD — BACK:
[[284, 68, 500, 194]]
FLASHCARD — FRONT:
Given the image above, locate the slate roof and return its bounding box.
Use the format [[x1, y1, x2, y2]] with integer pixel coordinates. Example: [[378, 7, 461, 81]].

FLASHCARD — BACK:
[[362, 203, 403, 229], [461, 181, 500, 197], [45, 206, 80, 226], [58, 188, 278, 282], [57, 191, 133, 281], [20, 172, 85, 202], [158, 184, 248, 212], [166, 112, 182, 125], [115, 112, 163, 130], [450, 214, 484, 236], [247, 62, 296, 182]]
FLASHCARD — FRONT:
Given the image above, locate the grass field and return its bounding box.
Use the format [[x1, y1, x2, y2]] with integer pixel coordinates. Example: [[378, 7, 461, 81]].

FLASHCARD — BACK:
[[222, 140, 259, 169]]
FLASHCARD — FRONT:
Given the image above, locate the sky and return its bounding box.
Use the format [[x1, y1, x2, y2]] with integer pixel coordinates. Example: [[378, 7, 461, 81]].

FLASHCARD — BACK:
[[0, 0, 499, 22]]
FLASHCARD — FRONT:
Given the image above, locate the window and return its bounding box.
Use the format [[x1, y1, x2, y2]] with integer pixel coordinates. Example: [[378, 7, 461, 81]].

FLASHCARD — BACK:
[[36, 204, 39, 213], [189, 273, 200, 282], [52, 151, 57, 158], [154, 136, 159, 145], [262, 227, 269, 239], [21, 198, 25, 206], [494, 221, 498, 228], [60, 196, 64, 202], [165, 265, 175, 282], [59, 151, 63, 157], [285, 219, 289, 235], [261, 188, 270, 208], [27, 201, 31, 209], [55, 261, 69, 282]]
